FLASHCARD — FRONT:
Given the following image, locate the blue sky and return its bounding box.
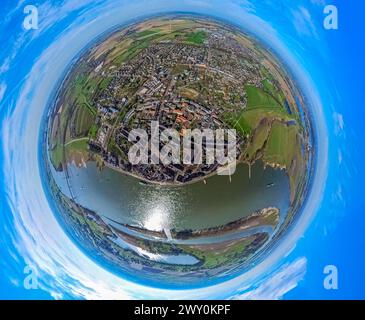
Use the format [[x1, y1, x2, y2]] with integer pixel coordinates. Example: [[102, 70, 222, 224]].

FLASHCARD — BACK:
[[0, 0, 364, 299]]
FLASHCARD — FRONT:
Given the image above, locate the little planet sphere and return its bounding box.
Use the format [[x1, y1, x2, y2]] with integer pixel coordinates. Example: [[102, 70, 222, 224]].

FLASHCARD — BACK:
[[44, 16, 314, 288]]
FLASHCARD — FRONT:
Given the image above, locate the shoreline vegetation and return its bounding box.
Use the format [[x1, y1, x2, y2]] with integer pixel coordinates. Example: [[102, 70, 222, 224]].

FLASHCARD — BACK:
[[118, 206, 279, 241]]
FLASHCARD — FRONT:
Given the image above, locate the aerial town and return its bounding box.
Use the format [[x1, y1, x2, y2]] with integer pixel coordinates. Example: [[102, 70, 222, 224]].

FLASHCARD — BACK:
[[50, 18, 309, 192], [48, 17, 311, 210], [86, 25, 269, 184]]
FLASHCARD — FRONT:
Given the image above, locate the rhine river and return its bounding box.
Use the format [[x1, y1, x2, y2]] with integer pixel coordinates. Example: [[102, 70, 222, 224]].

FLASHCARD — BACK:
[[53, 160, 290, 231]]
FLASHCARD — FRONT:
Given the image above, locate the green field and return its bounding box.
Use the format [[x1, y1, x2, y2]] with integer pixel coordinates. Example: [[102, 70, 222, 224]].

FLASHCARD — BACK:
[[50, 72, 99, 168], [74, 105, 94, 137], [223, 83, 303, 201], [74, 75, 97, 116], [65, 138, 89, 161], [244, 122, 271, 162], [50, 144, 64, 170], [136, 28, 162, 39], [245, 85, 283, 110], [114, 40, 151, 64], [224, 112, 251, 135], [88, 123, 99, 139], [263, 121, 298, 169], [263, 121, 303, 201], [224, 85, 289, 136], [185, 31, 207, 44]]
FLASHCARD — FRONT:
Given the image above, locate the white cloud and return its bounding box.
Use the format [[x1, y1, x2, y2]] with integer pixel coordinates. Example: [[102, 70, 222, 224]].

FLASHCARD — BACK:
[[338, 149, 343, 164], [0, 57, 11, 74], [333, 112, 345, 135], [0, 83, 6, 102], [310, 0, 326, 6], [292, 6, 318, 38], [232, 258, 307, 300]]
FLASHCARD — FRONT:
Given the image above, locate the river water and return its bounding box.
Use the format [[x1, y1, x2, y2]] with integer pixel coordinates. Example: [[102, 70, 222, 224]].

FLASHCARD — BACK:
[[53, 160, 290, 231]]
